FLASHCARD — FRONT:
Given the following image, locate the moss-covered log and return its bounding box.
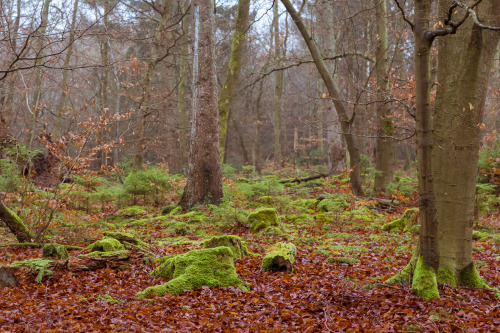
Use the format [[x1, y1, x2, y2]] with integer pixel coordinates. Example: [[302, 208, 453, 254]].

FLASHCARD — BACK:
[[0, 202, 34, 243], [247, 208, 279, 232], [0, 250, 145, 287]]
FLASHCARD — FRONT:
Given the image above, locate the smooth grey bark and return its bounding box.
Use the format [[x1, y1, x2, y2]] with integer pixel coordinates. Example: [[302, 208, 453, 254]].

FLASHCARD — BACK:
[[273, 1, 284, 165]]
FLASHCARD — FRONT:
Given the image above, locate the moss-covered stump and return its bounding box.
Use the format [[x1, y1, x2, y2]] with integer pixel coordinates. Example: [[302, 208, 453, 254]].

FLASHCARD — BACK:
[[88, 237, 125, 252], [0, 251, 146, 287], [247, 208, 279, 232], [203, 235, 252, 259], [261, 242, 297, 273], [0, 203, 34, 243], [137, 247, 248, 297], [42, 243, 69, 259], [381, 208, 419, 232]]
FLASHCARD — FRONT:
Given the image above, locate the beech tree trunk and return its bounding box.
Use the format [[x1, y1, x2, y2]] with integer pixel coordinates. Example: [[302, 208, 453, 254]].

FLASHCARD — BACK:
[[178, 0, 223, 209], [218, 0, 250, 162], [177, 0, 190, 168], [433, 0, 500, 285]]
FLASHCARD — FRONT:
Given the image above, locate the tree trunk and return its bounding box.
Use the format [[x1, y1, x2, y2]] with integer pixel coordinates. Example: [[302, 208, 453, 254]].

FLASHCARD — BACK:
[[373, 0, 395, 192], [0, 203, 34, 243], [273, 1, 284, 165], [218, 0, 250, 162], [178, 0, 223, 209], [433, 0, 500, 286], [281, 0, 363, 195], [177, 0, 190, 170]]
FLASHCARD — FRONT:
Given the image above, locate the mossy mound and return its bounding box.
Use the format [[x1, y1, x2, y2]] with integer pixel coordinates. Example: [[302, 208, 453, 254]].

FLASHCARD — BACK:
[[178, 211, 208, 222], [42, 244, 69, 259], [258, 196, 274, 205], [163, 221, 191, 236], [316, 196, 349, 213], [137, 247, 248, 297], [382, 208, 419, 232], [88, 237, 125, 252], [261, 242, 297, 273], [117, 205, 147, 217], [203, 235, 252, 259], [161, 205, 182, 216], [412, 256, 439, 300], [103, 231, 145, 246], [247, 208, 279, 233]]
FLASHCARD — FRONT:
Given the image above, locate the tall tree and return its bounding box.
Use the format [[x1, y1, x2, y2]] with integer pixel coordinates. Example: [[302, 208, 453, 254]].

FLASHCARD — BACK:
[[281, 0, 364, 195], [178, 0, 223, 209], [218, 0, 251, 162], [387, 0, 500, 299], [273, 1, 284, 165], [373, 0, 395, 191]]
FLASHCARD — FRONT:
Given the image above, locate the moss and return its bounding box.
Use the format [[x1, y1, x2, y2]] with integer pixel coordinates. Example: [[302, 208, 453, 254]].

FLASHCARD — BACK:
[[437, 267, 457, 288], [261, 242, 297, 273], [407, 225, 420, 235], [316, 197, 349, 213], [473, 230, 500, 244], [247, 208, 279, 232], [103, 231, 145, 245], [163, 221, 191, 236], [4, 206, 35, 241], [88, 237, 125, 252], [326, 256, 358, 265], [258, 196, 274, 205], [412, 256, 439, 300], [118, 205, 147, 217], [97, 294, 124, 304], [42, 243, 69, 259], [458, 262, 487, 288], [10, 258, 53, 283], [385, 253, 417, 285], [161, 205, 181, 215], [178, 211, 208, 222], [203, 235, 252, 259], [381, 208, 419, 232], [236, 177, 249, 183], [137, 247, 248, 297], [260, 226, 283, 236]]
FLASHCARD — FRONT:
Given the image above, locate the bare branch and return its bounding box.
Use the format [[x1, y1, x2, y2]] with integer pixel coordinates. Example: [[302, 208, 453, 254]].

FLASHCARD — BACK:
[[393, 0, 414, 30]]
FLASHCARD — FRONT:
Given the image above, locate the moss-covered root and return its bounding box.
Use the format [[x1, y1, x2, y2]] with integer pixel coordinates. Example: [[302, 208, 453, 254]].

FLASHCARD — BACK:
[[261, 242, 297, 273], [385, 253, 417, 285], [247, 208, 279, 232], [381, 208, 419, 232], [42, 244, 69, 259], [0, 203, 34, 243], [412, 256, 439, 300], [137, 247, 248, 297], [88, 237, 125, 253], [203, 235, 253, 259]]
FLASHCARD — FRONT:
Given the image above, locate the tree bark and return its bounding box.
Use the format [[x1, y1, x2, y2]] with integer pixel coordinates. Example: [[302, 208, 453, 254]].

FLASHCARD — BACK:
[[177, 0, 190, 169], [373, 0, 395, 192], [0, 203, 34, 243], [178, 0, 223, 209], [273, 1, 284, 165], [433, 0, 500, 285], [281, 0, 363, 195], [218, 0, 251, 162]]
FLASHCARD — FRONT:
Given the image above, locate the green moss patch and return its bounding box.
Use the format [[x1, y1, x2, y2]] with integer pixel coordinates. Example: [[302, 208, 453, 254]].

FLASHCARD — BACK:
[[326, 256, 359, 265], [203, 235, 253, 259], [247, 208, 279, 232], [42, 244, 69, 259], [459, 262, 487, 288], [88, 237, 125, 252], [10, 258, 54, 283], [382, 208, 419, 232], [137, 247, 248, 297], [412, 256, 439, 300]]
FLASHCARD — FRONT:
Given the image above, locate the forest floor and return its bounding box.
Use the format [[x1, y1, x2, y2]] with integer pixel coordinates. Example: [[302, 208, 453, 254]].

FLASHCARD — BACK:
[[0, 174, 499, 332]]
